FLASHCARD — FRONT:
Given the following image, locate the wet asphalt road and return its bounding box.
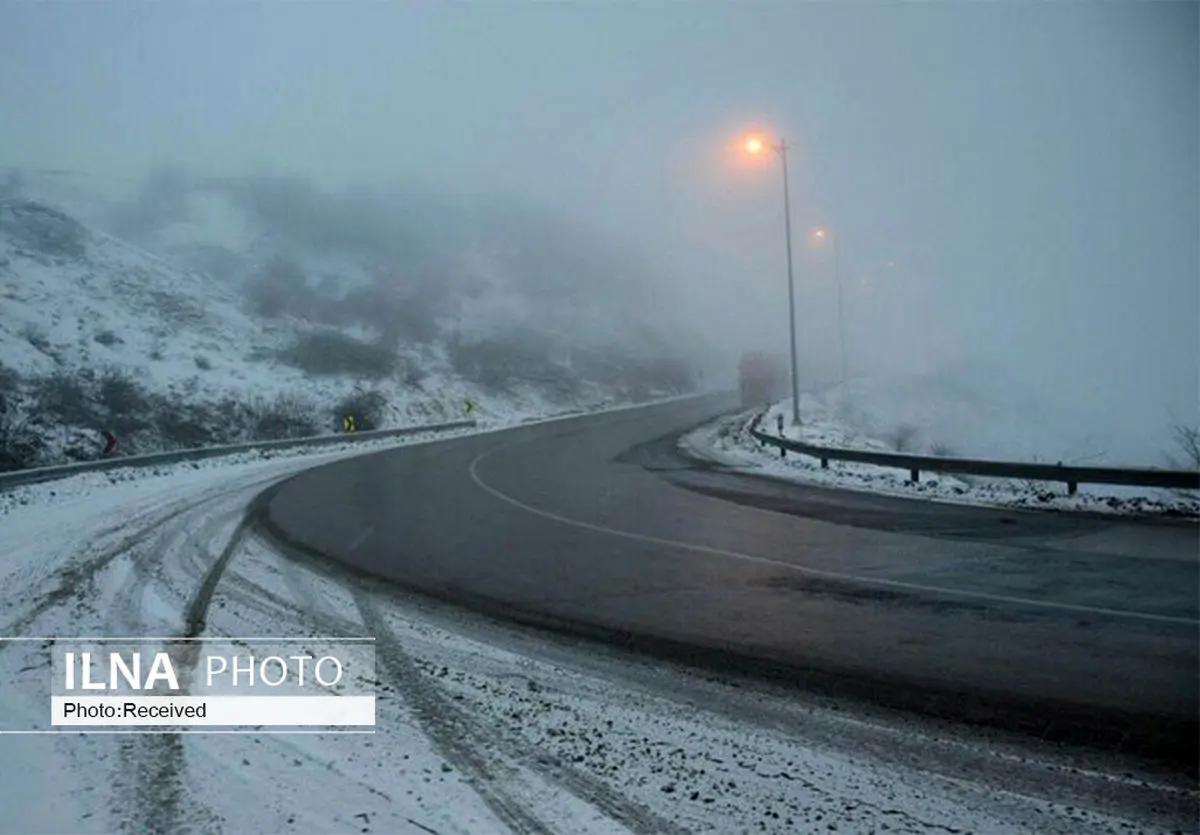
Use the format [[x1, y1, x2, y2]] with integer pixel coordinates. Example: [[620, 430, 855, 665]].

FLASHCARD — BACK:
[[260, 394, 1199, 769]]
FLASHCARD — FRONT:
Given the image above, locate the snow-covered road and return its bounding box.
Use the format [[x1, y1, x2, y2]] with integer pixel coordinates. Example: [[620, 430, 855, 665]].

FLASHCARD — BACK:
[[0, 426, 1194, 834]]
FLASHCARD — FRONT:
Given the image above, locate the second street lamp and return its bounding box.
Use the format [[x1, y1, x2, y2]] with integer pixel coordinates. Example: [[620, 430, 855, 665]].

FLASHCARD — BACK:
[[744, 134, 801, 426]]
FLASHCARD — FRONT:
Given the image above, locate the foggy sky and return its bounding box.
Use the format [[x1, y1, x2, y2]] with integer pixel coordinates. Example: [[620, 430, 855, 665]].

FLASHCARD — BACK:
[[2, 2, 1197, 458]]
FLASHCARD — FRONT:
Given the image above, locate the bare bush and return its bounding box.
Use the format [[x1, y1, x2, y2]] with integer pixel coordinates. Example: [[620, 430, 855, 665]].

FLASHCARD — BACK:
[[0, 368, 43, 472], [96, 368, 152, 434], [153, 400, 217, 450], [886, 423, 920, 453], [1165, 425, 1200, 501], [1170, 425, 1200, 470], [252, 394, 320, 440], [335, 390, 387, 432], [0, 410, 42, 471], [33, 371, 97, 427], [929, 441, 957, 457], [0, 362, 19, 394]]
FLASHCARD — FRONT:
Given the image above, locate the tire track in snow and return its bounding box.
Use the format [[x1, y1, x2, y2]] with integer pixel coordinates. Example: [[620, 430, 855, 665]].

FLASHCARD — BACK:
[[104, 479, 282, 834], [354, 588, 557, 835], [355, 586, 689, 835]]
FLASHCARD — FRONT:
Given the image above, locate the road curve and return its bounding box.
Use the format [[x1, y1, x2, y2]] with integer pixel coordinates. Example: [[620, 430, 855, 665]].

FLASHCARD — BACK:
[[259, 394, 1199, 771]]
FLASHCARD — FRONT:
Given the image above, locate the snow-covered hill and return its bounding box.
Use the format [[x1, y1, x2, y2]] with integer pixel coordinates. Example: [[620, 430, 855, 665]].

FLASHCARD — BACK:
[[0, 170, 699, 470]]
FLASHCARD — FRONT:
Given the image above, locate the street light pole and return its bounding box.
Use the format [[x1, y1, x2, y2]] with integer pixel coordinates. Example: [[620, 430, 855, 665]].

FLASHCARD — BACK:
[[775, 140, 801, 426], [744, 132, 801, 426]]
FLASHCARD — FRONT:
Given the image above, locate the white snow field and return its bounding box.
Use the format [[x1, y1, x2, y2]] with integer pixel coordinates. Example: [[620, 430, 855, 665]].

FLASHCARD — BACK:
[[0, 415, 1195, 834], [683, 377, 1200, 518]]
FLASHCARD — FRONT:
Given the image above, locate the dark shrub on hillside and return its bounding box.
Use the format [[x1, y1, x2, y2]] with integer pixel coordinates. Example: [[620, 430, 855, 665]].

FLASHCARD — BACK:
[[91, 368, 155, 435], [212, 397, 249, 429], [279, 332, 396, 379], [97, 368, 150, 417], [334, 390, 387, 432], [0, 369, 43, 472], [33, 371, 98, 427], [887, 423, 920, 453], [252, 395, 320, 440], [0, 413, 43, 471], [153, 399, 218, 449], [0, 362, 19, 396]]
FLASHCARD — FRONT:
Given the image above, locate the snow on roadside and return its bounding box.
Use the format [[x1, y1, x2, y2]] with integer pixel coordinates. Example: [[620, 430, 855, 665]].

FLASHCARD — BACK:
[[681, 400, 1200, 518], [0, 426, 472, 515], [0, 417, 522, 835], [0, 395, 1192, 834], [169, 538, 516, 835], [196, 532, 1192, 835]]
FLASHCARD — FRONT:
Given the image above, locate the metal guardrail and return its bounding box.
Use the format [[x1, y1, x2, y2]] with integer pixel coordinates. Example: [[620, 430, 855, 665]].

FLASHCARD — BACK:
[[0, 419, 477, 493], [747, 412, 1200, 495]]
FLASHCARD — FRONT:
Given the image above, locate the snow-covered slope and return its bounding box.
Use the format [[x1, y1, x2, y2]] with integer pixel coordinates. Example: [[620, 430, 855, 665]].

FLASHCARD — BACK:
[[1, 200, 276, 394], [0, 171, 699, 469]]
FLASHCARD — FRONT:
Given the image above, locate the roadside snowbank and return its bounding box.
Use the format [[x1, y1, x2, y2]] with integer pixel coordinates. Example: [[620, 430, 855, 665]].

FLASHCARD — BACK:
[[681, 401, 1200, 518]]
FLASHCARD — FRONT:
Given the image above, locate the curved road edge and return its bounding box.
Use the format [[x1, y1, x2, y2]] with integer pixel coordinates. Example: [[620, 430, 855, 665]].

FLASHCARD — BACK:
[[255, 394, 1200, 775]]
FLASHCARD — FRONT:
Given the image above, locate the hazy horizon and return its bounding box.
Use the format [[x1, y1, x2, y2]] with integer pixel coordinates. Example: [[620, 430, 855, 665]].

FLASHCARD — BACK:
[[3, 2, 1196, 460]]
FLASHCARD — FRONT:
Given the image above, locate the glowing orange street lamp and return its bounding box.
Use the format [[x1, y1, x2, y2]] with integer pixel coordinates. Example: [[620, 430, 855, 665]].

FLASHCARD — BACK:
[[743, 132, 800, 425]]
